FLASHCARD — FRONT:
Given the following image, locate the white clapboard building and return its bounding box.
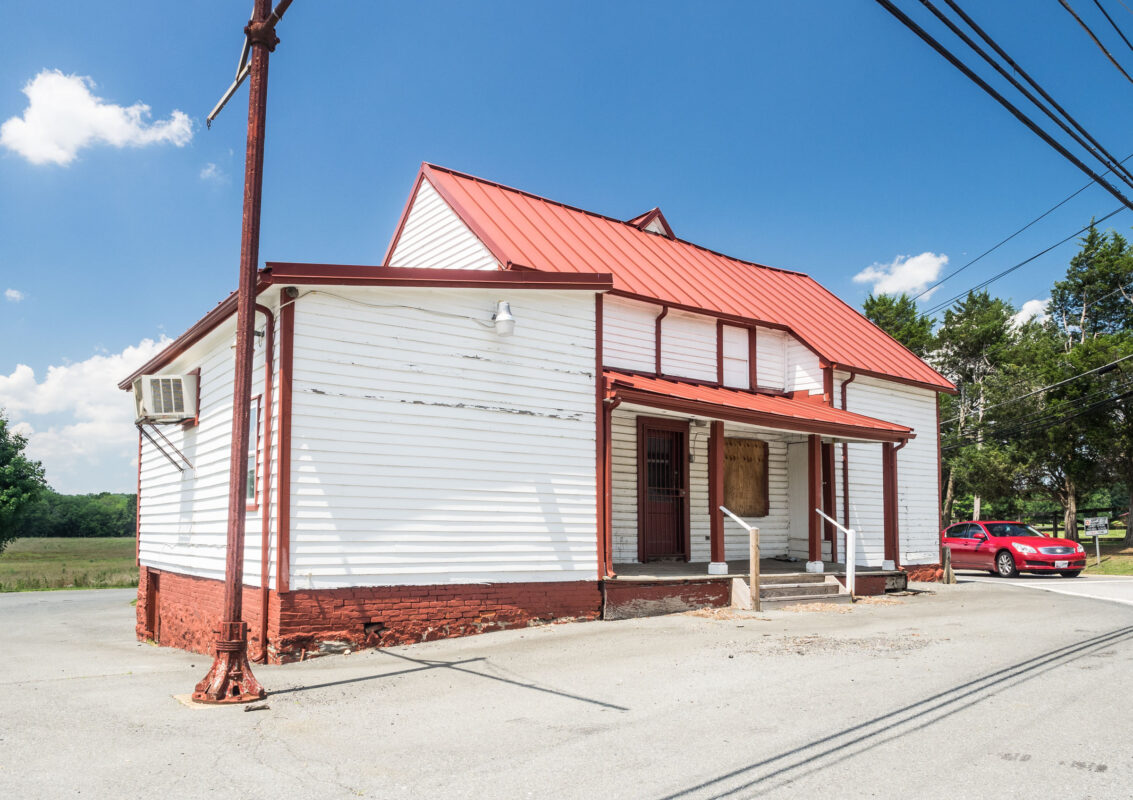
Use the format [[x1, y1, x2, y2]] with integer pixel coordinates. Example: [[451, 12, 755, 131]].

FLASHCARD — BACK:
[[122, 164, 954, 662]]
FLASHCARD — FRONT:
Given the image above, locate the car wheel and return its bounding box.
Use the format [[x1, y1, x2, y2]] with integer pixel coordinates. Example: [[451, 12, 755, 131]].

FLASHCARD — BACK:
[[1060, 570, 1082, 578], [996, 551, 1019, 578]]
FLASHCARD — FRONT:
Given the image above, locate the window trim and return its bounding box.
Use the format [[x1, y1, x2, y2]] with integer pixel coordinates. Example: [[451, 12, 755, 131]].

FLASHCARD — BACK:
[[246, 394, 262, 512]]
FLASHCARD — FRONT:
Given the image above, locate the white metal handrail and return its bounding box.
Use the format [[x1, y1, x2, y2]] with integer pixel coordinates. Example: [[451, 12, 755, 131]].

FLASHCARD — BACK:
[[719, 506, 760, 611], [815, 508, 856, 598]]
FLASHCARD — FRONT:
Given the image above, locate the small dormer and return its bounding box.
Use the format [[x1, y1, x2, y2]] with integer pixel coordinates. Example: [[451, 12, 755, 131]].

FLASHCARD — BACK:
[[627, 207, 675, 238]]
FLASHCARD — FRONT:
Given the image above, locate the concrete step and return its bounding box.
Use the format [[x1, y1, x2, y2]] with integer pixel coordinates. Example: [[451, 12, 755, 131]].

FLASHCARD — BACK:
[[759, 582, 839, 599], [761, 593, 853, 609], [759, 573, 828, 586]]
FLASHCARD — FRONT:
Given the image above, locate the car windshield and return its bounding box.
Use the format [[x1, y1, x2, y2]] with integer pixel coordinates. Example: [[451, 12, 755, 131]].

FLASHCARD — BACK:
[[984, 523, 1046, 538]]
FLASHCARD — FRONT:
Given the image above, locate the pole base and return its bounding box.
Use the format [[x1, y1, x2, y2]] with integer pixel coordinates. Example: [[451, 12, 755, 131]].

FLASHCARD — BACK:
[[191, 622, 266, 704]]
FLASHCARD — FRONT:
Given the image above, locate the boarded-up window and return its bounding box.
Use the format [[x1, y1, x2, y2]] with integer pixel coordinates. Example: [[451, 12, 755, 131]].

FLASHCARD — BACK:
[[724, 438, 769, 517]]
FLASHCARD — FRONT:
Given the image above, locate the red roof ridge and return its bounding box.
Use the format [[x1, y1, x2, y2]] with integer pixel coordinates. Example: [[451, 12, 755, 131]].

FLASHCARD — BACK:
[[421, 162, 809, 278]]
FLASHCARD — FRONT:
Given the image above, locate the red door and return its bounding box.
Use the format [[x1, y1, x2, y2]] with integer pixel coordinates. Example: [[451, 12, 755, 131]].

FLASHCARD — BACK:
[[637, 418, 689, 561]]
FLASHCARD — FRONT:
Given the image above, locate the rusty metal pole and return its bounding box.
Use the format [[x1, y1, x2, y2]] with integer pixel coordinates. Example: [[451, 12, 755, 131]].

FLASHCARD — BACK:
[[193, 0, 279, 703]]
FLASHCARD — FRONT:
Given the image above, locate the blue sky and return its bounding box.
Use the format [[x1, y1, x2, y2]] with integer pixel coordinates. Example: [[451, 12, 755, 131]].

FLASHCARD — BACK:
[[3, 0, 1133, 492]]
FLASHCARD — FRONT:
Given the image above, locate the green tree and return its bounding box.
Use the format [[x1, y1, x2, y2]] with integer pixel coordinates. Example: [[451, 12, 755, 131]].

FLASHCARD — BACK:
[[935, 291, 1017, 522], [1049, 225, 1133, 347], [0, 410, 47, 552], [862, 293, 935, 357]]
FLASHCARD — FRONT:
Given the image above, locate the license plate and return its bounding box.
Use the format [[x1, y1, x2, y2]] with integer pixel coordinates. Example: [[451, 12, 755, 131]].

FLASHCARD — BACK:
[[1054, 560, 1069, 568]]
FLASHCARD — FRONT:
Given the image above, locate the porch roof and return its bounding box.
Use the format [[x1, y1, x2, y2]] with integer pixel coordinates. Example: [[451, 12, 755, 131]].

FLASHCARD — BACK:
[[604, 370, 914, 443]]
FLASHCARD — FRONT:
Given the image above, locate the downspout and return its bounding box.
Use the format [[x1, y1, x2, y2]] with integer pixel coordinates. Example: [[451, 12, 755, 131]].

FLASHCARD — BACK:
[[254, 303, 275, 664], [840, 372, 856, 529], [603, 395, 622, 578], [654, 306, 669, 376]]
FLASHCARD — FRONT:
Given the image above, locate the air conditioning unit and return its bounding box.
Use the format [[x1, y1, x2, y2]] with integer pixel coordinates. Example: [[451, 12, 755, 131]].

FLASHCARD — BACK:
[[133, 374, 198, 423]]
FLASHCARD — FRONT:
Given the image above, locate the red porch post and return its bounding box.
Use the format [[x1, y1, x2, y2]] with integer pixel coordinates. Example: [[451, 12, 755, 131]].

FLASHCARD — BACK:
[[883, 442, 899, 567], [807, 434, 822, 563], [708, 421, 726, 573]]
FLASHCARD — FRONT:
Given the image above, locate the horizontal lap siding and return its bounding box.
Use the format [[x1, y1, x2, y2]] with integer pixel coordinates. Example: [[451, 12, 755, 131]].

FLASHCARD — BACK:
[[756, 329, 787, 389], [610, 405, 791, 564], [138, 310, 276, 586], [603, 296, 657, 373], [844, 375, 940, 566], [388, 178, 498, 270], [660, 311, 716, 382], [847, 376, 940, 565], [786, 337, 823, 395], [289, 288, 597, 588]]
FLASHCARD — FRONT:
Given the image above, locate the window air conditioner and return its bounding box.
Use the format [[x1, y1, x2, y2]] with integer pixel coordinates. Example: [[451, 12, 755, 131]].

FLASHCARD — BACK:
[[133, 374, 198, 423]]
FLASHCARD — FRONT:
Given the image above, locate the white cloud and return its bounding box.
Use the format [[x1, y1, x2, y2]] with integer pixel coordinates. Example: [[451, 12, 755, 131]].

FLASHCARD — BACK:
[[0, 70, 192, 166], [1011, 298, 1049, 328], [4, 288, 24, 302], [0, 337, 170, 493], [853, 252, 949, 299], [199, 162, 226, 183]]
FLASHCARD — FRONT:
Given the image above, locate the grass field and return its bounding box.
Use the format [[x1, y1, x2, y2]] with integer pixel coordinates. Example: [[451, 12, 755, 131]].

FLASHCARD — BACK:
[[0, 538, 138, 592], [1082, 542, 1133, 576]]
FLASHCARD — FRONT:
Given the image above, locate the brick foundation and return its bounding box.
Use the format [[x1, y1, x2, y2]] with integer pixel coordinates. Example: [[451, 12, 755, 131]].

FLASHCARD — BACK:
[[602, 579, 729, 620], [136, 567, 601, 663], [136, 566, 274, 660], [275, 581, 601, 660], [902, 563, 943, 582]]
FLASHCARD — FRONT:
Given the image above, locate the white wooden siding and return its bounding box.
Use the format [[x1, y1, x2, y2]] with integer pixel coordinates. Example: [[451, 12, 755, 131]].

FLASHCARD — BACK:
[[387, 178, 499, 270], [786, 336, 823, 395], [756, 328, 787, 389], [721, 326, 750, 389], [660, 310, 716, 382], [843, 374, 939, 565], [610, 405, 795, 564], [138, 304, 279, 587], [287, 287, 597, 588], [602, 296, 657, 373]]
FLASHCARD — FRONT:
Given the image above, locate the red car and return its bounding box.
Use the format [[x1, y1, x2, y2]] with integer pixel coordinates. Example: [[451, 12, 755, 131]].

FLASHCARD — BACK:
[[942, 520, 1086, 578]]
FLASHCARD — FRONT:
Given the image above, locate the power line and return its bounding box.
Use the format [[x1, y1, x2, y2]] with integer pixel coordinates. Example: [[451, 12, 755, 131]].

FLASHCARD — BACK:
[[912, 155, 1132, 302], [941, 0, 1133, 189], [874, 0, 1133, 215], [1060, 0, 1133, 86], [924, 206, 1125, 315], [1092, 0, 1133, 57], [940, 351, 1133, 426], [942, 383, 1133, 450]]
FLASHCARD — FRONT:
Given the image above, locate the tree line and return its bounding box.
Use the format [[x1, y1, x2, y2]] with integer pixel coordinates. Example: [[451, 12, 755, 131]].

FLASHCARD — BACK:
[[0, 413, 135, 552], [864, 223, 1133, 545]]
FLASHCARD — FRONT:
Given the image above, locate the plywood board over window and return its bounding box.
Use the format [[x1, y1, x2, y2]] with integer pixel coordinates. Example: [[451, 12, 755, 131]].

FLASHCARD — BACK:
[[724, 438, 769, 517]]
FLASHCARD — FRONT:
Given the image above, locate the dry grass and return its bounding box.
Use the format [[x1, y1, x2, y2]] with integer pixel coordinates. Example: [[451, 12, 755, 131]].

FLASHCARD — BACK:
[[0, 538, 138, 592]]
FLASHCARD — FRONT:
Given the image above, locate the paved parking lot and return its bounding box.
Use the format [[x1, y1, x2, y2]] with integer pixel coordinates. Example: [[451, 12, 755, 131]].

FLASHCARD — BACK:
[[958, 571, 1133, 607], [1, 581, 1131, 799]]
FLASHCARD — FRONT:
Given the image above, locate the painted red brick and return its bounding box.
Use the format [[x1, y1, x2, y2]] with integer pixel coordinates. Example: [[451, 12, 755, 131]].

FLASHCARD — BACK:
[[136, 567, 601, 664], [902, 563, 943, 582]]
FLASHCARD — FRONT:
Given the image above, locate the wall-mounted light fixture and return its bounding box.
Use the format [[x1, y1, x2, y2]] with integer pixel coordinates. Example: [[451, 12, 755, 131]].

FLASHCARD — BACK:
[[493, 301, 516, 336]]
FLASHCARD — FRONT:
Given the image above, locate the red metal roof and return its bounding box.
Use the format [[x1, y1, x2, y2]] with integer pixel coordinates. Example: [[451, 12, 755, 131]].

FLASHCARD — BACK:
[[606, 371, 913, 442], [409, 163, 953, 392]]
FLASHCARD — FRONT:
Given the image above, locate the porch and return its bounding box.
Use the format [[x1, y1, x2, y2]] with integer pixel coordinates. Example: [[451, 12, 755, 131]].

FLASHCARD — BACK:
[[597, 371, 914, 584]]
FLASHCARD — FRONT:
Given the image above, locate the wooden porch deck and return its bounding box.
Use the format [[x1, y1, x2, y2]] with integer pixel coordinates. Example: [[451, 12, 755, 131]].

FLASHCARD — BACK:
[[610, 559, 899, 582]]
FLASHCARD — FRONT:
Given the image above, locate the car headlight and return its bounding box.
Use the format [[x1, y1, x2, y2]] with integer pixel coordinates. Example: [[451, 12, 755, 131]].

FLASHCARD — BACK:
[[1075, 542, 1085, 552], [1011, 543, 1037, 555]]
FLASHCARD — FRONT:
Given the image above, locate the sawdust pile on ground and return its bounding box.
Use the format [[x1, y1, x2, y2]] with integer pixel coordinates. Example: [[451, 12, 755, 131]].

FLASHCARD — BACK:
[[683, 607, 768, 621], [767, 634, 932, 656], [779, 602, 854, 614], [855, 595, 904, 606]]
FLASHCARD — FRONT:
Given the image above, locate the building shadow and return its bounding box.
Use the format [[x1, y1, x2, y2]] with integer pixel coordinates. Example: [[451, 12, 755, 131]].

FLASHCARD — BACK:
[[273, 648, 629, 712]]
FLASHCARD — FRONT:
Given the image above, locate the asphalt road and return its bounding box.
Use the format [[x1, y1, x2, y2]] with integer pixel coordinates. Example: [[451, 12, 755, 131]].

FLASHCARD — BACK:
[[957, 571, 1133, 607], [1, 581, 1131, 800]]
